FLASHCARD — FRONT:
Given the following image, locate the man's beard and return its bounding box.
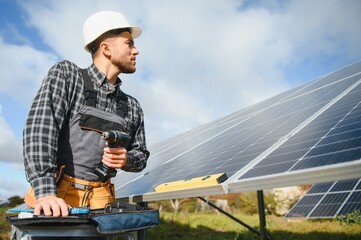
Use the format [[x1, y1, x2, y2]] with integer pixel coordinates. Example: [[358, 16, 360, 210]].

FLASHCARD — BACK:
[[118, 62, 136, 74]]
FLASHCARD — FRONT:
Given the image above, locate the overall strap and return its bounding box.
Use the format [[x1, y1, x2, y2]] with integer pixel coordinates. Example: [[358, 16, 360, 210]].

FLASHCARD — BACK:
[[80, 68, 97, 108], [80, 68, 128, 118], [117, 91, 128, 118]]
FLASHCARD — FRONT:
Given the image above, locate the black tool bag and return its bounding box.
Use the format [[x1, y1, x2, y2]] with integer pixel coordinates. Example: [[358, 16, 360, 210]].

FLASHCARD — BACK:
[[7, 202, 159, 235]]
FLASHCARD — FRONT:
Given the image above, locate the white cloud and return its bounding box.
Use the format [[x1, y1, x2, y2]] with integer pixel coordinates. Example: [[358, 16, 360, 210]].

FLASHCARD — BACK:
[[0, 175, 27, 200], [0, 36, 58, 107], [279, 0, 361, 62], [0, 110, 23, 165], [11, 0, 361, 146]]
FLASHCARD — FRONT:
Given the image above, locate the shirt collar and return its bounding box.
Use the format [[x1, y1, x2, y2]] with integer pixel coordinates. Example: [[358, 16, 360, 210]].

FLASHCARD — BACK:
[[88, 63, 122, 87]]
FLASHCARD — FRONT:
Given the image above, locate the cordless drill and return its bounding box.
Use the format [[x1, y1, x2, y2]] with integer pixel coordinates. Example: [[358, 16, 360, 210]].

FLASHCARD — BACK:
[[94, 130, 131, 182]]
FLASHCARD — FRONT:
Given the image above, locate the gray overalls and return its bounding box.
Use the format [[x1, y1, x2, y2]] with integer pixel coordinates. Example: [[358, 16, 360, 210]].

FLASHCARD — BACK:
[[55, 68, 129, 208]]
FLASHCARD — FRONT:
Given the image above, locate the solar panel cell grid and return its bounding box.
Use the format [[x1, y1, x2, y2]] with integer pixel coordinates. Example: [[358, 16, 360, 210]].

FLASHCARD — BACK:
[[309, 192, 350, 217], [338, 191, 361, 215], [309, 205, 341, 217], [338, 202, 361, 215], [286, 206, 315, 218], [238, 79, 361, 180], [330, 179, 358, 192], [286, 179, 361, 218], [307, 182, 333, 193], [287, 62, 361, 97]]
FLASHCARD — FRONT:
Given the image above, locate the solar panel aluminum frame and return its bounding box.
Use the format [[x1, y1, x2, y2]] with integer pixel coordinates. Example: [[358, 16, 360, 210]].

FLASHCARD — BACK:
[[227, 160, 361, 193], [116, 160, 361, 203]]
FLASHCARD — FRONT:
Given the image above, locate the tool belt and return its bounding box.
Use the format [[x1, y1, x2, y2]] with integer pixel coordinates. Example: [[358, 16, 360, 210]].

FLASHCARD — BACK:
[[24, 174, 115, 210]]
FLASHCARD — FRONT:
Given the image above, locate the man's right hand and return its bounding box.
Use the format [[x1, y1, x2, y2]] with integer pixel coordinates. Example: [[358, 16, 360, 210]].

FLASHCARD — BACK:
[[34, 195, 69, 217]]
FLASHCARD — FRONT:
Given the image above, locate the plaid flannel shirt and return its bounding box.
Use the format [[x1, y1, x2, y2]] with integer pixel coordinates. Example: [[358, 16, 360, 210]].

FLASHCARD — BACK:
[[23, 60, 149, 199]]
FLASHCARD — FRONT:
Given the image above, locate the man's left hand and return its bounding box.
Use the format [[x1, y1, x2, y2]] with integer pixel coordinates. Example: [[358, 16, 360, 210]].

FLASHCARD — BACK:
[[102, 147, 128, 169]]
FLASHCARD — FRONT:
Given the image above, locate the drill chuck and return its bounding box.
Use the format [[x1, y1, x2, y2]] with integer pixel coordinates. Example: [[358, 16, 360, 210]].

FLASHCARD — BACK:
[[102, 130, 131, 148]]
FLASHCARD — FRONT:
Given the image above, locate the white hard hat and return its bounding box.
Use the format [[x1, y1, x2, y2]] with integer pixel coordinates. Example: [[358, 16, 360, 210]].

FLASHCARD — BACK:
[[83, 11, 142, 52]]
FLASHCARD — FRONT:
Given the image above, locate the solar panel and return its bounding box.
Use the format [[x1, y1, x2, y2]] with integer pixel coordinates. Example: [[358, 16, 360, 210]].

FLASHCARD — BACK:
[[228, 72, 361, 192], [286, 179, 361, 218], [114, 61, 361, 202]]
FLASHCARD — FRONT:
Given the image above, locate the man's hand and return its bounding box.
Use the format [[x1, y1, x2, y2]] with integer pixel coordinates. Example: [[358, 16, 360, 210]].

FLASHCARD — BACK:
[[102, 147, 128, 169], [34, 195, 69, 217]]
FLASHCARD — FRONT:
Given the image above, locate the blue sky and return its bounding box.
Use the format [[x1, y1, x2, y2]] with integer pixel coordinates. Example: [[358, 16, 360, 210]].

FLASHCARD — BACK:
[[0, 0, 360, 201]]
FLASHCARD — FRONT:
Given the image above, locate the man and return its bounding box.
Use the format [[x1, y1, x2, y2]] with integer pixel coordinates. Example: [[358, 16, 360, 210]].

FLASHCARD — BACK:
[[23, 11, 149, 217]]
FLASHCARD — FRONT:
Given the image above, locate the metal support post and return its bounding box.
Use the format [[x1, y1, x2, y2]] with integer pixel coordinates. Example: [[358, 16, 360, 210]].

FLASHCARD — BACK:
[[257, 190, 270, 240], [137, 202, 148, 240], [198, 197, 261, 236], [198, 195, 272, 240]]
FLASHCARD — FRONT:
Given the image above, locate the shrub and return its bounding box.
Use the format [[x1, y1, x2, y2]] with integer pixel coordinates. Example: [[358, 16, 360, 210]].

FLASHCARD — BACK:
[[336, 210, 361, 225]]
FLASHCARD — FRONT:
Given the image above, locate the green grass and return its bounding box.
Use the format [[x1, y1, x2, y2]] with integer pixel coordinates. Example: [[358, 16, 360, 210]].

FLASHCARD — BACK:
[[0, 208, 11, 240], [147, 212, 361, 240]]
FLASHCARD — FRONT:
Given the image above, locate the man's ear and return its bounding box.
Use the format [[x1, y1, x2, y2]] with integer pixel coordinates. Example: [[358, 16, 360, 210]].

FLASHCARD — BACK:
[[100, 41, 112, 57]]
